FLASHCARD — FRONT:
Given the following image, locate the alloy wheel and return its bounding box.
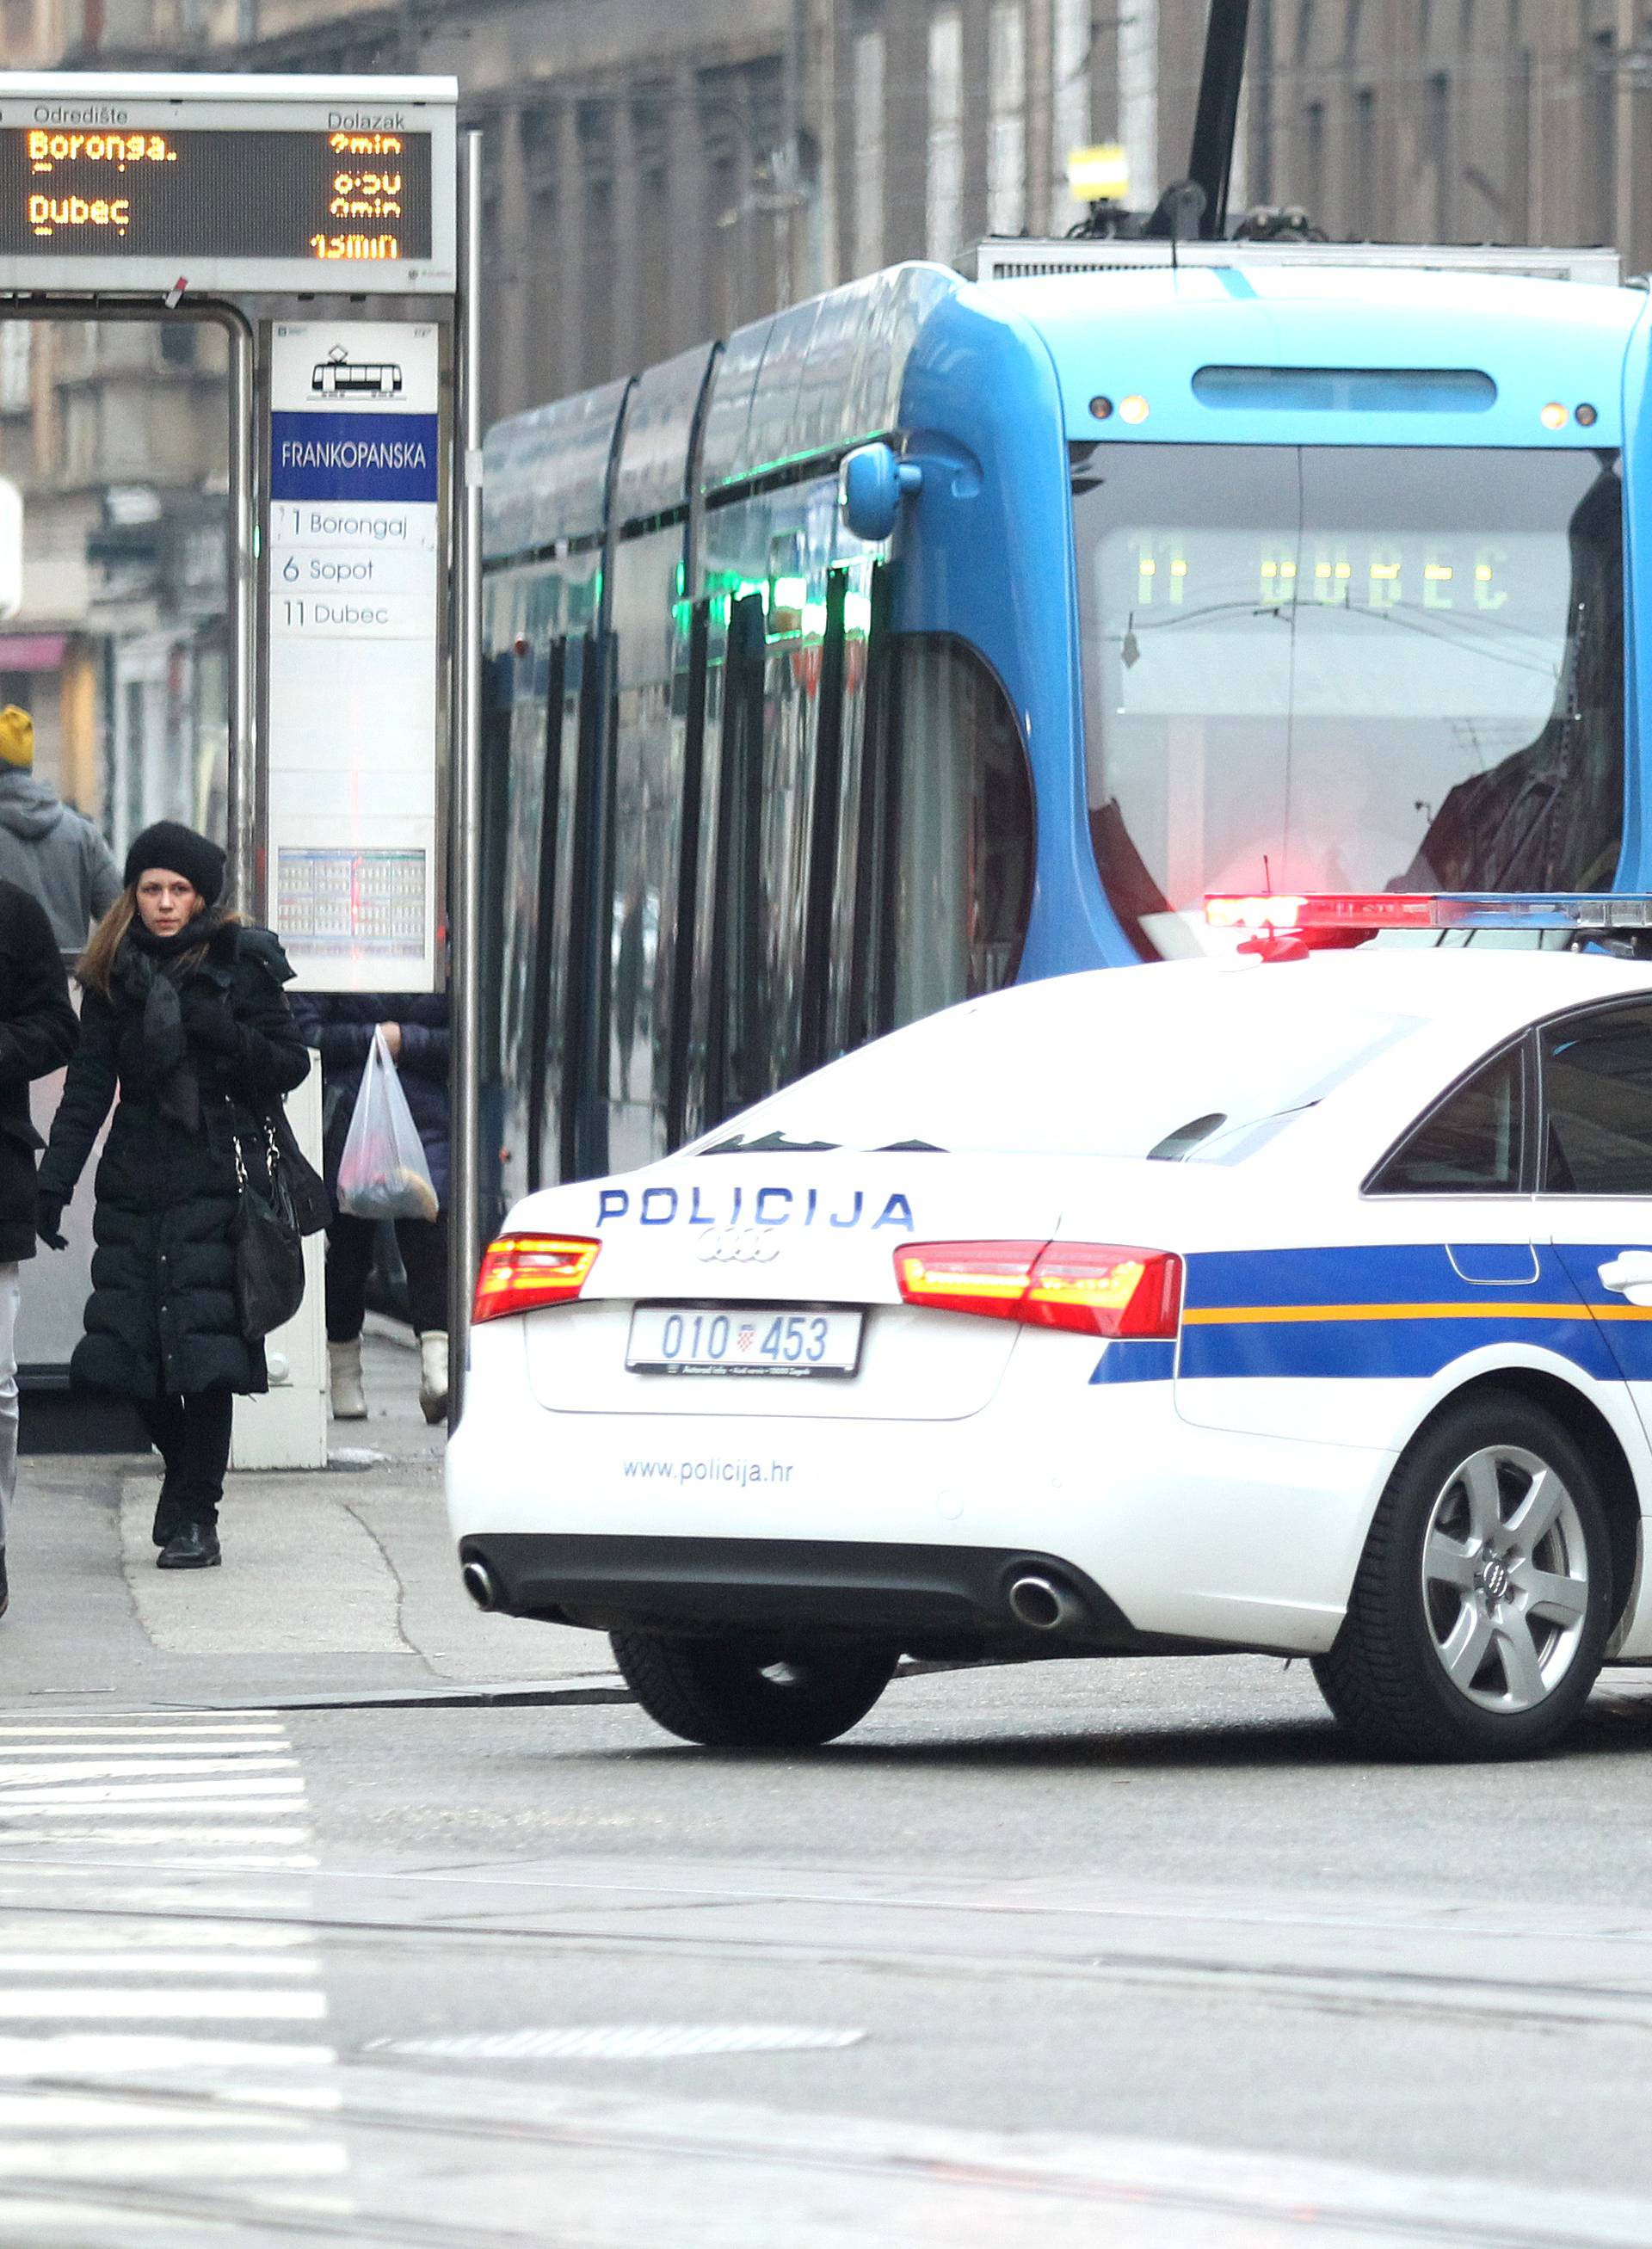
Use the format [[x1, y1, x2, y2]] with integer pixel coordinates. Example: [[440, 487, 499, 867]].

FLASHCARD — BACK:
[[1421, 1444, 1591, 1714]]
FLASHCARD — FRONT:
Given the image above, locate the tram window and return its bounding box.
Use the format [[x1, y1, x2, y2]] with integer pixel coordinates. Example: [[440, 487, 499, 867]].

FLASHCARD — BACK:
[[606, 524, 689, 1173], [561, 631, 613, 1181], [884, 634, 1033, 1028], [1072, 445, 1626, 958], [798, 570, 849, 1078], [708, 593, 771, 1120], [664, 599, 711, 1151]]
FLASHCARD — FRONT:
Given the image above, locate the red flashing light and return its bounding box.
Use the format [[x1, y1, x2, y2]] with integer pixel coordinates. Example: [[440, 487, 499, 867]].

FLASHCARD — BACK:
[[894, 1241, 1182, 1338], [1205, 893, 1308, 932], [473, 1234, 601, 1323], [1206, 893, 1441, 933]]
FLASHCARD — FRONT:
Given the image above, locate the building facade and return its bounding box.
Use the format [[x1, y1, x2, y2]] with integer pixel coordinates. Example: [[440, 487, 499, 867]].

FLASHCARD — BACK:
[[3, 0, 1649, 827], [197, 0, 1652, 416]]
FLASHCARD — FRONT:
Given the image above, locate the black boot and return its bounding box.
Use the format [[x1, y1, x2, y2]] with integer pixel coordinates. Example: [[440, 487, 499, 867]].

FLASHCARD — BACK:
[[0, 1549, 9, 1617], [157, 1522, 220, 1570], [152, 1482, 182, 1549]]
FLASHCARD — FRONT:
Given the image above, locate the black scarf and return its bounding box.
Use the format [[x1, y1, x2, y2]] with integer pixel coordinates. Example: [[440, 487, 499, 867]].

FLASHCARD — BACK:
[[114, 918, 219, 1133]]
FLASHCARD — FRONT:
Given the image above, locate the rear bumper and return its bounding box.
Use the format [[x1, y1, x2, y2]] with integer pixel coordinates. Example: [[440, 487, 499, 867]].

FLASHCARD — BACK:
[[449, 1317, 1390, 1655], [456, 1531, 1223, 1657]]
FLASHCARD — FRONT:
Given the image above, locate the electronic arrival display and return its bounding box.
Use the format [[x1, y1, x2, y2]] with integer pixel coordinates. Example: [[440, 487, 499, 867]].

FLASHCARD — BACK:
[[0, 124, 433, 265], [0, 77, 456, 292]]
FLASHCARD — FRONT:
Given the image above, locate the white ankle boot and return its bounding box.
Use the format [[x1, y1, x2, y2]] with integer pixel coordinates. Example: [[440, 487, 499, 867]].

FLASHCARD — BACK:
[[328, 1338, 367, 1420], [419, 1330, 449, 1426]]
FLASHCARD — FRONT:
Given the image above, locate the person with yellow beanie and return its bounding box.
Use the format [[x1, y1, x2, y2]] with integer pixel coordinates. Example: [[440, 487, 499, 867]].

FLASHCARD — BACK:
[[0, 706, 120, 952], [0, 707, 32, 770]]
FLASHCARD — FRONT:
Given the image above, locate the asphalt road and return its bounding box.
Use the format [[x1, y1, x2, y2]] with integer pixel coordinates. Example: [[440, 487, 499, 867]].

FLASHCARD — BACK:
[[10, 1661, 1652, 2245], [11, 1340, 1652, 2245]]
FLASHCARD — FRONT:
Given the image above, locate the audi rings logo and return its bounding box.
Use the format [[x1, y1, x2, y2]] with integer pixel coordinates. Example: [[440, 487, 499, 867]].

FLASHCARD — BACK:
[[695, 1226, 781, 1265]]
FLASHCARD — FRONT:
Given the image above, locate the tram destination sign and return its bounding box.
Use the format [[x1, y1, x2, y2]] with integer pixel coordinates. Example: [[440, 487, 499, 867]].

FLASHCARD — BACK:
[[0, 74, 456, 294]]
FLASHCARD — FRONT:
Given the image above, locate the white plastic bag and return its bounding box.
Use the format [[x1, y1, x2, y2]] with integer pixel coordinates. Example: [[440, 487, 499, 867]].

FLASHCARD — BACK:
[[336, 1028, 439, 1222]]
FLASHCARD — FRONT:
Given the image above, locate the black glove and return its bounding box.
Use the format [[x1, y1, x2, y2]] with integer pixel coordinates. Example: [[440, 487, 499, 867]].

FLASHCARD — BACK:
[[36, 1191, 65, 1251], [183, 995, 240, 1057]]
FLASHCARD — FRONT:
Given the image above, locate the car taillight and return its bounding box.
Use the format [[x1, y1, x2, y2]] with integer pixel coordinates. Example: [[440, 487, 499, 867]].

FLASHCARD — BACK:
[[893, 1241, 1182, 1338], [472, 1234, 601, 1323]]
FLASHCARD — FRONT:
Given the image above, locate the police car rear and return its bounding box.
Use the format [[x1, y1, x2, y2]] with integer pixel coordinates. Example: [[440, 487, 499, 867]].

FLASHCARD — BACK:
[[449, 942, 1652, 1759]]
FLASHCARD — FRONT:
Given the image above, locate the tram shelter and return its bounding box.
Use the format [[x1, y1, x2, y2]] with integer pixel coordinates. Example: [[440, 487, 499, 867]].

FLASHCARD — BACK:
[[0, 73, 484, 1465]]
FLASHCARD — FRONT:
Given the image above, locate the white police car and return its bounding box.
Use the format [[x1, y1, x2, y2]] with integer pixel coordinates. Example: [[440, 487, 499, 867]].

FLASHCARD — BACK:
[[448, 924, 1652, 1761]]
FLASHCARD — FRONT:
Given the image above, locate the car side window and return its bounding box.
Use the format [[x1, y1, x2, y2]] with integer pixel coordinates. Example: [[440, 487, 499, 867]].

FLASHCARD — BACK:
[[1540, 1002, 1652, 1195], [1369, 1043, 1525, 1194]]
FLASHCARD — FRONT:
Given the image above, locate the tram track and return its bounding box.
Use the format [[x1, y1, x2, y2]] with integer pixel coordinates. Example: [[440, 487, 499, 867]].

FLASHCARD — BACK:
[[2, 1884, 1651, 2047], [9, 2062, 1652, 2249]]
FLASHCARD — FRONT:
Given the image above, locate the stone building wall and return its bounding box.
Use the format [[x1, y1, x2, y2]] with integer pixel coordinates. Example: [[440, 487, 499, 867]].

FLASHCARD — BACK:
[[17, 0, 1652, 414]]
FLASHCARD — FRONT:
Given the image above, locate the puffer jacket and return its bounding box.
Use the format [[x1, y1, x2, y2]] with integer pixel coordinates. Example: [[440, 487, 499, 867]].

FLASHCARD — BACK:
[[288, 990, 451, 1209], [0, 769, 121, 952], [38, 917, 310, 1398], [0, 878, 77, 1263]]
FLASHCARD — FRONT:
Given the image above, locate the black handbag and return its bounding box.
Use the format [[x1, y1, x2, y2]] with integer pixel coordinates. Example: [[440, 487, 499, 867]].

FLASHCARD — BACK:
[[231, 1110, 306, 1343]]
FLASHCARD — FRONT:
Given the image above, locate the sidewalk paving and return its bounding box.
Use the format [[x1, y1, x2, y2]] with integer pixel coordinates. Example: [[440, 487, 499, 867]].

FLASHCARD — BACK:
[[15, 1332, 1652, 1724], [4, 1322, 626, 1712]]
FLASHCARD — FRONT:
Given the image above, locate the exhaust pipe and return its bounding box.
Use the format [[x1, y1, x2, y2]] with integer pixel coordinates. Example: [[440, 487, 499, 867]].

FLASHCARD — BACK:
[[461, 1560, 499, 1612], [1008, 1574, 1082, 1632]]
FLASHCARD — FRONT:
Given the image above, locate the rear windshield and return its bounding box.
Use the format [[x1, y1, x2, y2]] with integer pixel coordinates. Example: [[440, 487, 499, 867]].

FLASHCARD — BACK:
[[691, 969, 1422, 1163]]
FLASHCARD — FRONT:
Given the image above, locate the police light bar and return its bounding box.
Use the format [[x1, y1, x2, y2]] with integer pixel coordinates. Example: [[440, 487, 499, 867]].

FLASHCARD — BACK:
[[1205, 892, 1652, 933]]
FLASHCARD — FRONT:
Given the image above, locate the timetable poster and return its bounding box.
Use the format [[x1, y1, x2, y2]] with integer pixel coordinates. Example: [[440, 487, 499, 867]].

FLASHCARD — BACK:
[[266, 319, 441, 991]]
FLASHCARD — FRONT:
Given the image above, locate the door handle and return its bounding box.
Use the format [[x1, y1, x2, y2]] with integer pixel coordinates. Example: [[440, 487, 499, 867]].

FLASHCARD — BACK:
[[1599, 1252, 1652, 1301]]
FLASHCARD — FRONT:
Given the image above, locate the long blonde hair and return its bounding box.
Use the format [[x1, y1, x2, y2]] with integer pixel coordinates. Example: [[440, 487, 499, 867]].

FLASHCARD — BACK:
[[77, 889, 138, 996], [77, 889, 242, 997]]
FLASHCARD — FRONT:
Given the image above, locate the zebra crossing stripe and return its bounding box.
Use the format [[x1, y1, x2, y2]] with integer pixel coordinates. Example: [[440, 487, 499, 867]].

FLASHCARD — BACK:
[[0, 1779, 307, 1807], [0, 1954, 318, 1975], [0, 1759, 297, 1784], [0, 1715, 350, 2229]]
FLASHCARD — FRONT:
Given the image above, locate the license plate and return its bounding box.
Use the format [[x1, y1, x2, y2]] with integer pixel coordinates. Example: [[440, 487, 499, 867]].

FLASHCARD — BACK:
[[626, 1305, 864, 1377]]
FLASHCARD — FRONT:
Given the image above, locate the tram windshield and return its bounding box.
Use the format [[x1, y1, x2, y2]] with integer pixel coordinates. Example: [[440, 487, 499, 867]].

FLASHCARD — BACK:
[[1072, 445, 1624, 956]]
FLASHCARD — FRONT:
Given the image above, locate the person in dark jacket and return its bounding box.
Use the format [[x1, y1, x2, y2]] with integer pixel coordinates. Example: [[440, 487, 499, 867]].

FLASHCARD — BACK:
[[288, 991, 450, 1426], [0, 706, 122, 949], [0, 877, 79, 1617], [37, 822, 310, 1569]]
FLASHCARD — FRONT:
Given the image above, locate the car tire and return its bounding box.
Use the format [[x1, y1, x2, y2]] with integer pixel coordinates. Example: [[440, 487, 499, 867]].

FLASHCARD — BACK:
[[610, 1632, 898, 1748], [1312, 1391, 1612, 1762]]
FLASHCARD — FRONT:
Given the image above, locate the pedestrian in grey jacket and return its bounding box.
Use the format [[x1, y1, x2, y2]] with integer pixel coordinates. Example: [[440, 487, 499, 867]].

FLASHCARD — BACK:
[[0, 706, 121, 952]]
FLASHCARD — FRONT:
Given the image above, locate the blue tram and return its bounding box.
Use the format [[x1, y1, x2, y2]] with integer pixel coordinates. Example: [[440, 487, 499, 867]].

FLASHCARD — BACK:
[[479, 244, 1643, 1211]]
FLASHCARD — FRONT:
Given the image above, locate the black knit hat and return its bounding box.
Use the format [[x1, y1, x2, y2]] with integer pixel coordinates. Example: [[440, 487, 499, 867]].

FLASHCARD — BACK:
[[123, 821, 226, 907]]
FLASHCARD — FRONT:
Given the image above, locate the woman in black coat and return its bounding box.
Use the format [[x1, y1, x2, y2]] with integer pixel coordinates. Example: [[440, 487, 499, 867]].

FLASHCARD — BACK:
[[37, 823, 310, 1570]]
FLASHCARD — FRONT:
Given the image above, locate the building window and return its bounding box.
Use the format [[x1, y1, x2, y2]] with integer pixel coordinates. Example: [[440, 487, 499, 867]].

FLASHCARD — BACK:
[[1353, 87, 1377, 230], [853, 26, 886, 272], [0, 324, 28, 415], [1114, 0, 1156, 227], [988, 2, 1026, 234], [1304, 97, 1325, 219], [1426, 71, 1451, 236], [1591, 30, 1615, 243], [1052, 0, 1094, 227], [926, 6, 964, 261]]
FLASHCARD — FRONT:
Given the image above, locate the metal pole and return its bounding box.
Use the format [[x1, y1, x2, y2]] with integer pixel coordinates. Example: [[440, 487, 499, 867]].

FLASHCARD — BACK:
[[1187, 0, 1253, 239], [225, 315, 258, 914], [449, 127, 484, 1426]]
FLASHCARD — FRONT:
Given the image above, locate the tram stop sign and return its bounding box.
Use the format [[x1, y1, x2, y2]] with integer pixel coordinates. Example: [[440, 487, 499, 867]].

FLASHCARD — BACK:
[[0, 73, 459, 995], [0, 72, 483, 1429], [0, 75, 454, 293]]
